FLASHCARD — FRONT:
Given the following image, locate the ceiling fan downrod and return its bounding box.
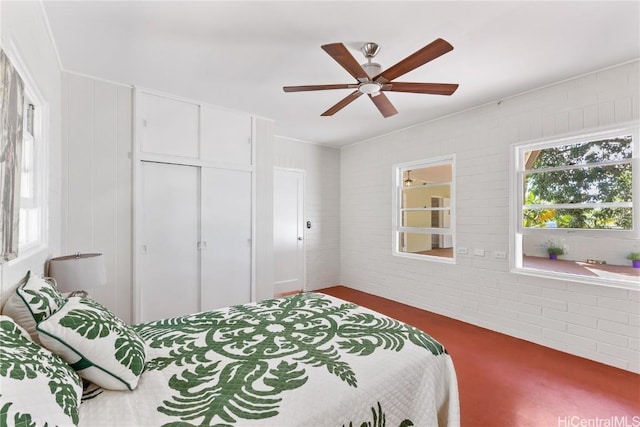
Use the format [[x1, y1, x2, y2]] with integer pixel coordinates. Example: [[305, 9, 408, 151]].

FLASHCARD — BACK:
[[360, 42, 383, 79], [358, 42, 383, 95]]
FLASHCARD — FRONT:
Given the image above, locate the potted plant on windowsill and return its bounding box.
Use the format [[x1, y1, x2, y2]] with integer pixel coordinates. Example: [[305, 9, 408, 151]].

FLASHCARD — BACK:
[[544, 239, 566, 260], [627, 252, 640, 268]]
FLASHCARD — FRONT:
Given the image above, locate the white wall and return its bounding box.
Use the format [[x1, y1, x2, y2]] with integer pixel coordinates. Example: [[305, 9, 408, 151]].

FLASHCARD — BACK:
[[61, 72, 132, 322], [340, 61, 640, 372], [273, 136, 340, 290], [0, 2, 61, 299]]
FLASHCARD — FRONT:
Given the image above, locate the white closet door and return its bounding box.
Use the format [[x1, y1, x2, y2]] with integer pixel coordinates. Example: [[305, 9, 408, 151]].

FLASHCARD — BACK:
[[200, 106, 252, 165], [201, 168, 252, 310], [139, 161, 200, 322], [138, 92, 199, 158]]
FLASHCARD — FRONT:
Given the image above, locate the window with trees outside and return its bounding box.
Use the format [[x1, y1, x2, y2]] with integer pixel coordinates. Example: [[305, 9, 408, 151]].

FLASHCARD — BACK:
[[393, 156, 455, 262], [513, 124, 639, 286]]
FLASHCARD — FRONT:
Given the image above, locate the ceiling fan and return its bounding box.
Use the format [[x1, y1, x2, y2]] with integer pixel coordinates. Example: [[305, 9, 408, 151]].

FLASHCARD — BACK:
[[283, 39, 459, 118]]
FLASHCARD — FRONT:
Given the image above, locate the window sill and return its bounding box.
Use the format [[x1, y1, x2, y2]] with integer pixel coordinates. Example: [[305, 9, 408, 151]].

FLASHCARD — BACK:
[[393, 251, 456, 264], [514, 256, 639, 290]]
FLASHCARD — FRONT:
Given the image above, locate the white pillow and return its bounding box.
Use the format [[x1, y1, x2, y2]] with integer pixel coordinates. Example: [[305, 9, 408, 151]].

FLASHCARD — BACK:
[[37, 297, 146, 391], [0, 315, 83, 426], [2, 271, 65, 344]]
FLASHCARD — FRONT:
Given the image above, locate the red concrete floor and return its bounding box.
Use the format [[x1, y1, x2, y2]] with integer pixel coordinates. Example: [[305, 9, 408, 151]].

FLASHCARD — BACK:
[[318, 286, 640, 427]]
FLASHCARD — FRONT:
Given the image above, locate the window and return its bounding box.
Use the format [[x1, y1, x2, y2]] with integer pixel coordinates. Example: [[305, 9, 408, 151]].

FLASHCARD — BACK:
[[19, 100, 41, 248], [393, 156, 455, 261], [513, 124, 639, 285], [3, 46, 47, 259]]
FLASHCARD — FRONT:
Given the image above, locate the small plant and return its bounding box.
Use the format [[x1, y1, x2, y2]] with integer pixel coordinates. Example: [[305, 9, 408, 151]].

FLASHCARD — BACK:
[[626, 252, 640, 261], [543, 239, 567, 258], [546, 246, 565, 256]]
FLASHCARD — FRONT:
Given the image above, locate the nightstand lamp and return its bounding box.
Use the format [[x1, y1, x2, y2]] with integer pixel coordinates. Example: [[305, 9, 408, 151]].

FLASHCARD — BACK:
[[48, 253, 107, 297]]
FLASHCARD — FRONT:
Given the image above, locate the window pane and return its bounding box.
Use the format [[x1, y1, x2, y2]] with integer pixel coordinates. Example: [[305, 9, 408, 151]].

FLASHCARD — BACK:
[[524, 163, 632, 205], [403, 164, 452, 187], [525, 135, 632, 170], [402, 185, 450, 208], [398, 232, 453, 257], [18, 96, 41, 252], [19, 208, 39, 246], [402, 209, 451, 228], [21, 134, 34, 199], [523, 207, 632, 230]]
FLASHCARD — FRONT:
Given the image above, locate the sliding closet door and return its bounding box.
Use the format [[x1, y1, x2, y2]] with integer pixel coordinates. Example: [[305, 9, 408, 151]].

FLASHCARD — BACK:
[[200, 167, 252, 310], [139, 161, 200, 322]]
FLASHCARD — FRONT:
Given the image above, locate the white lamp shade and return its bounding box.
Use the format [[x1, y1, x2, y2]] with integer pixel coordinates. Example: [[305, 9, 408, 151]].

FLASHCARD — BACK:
[[48, 253, 107, 293]]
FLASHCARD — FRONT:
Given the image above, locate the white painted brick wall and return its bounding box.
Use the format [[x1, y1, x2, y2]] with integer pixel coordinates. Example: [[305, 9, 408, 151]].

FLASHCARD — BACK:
[[340, 61, 640, 372]]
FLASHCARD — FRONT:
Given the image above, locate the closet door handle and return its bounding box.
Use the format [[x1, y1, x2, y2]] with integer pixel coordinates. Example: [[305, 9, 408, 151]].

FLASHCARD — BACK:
[[298, 237, 303, 241]]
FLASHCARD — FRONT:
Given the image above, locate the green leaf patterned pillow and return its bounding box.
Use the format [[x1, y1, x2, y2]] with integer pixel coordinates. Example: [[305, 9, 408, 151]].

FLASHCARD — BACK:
[[0, 315, 83, 426], [2, 271, 65, 344], [36, 297, 146, 391]]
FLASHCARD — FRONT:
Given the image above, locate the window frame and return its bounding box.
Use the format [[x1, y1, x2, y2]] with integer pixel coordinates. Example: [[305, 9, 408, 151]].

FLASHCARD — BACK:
[[511, 123, 639, 287], [2, 43, 49, 262], [392, 155, 456, 263]]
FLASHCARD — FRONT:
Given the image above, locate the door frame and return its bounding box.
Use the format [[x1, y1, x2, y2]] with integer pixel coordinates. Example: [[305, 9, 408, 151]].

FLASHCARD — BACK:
[[273, 167, 306, 294]]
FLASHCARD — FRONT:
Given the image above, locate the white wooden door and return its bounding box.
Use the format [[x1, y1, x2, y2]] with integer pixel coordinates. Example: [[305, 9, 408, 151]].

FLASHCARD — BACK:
[[139, 161, 200, 322], [273, 169, 304, 295], [200, 167, 252, 310]]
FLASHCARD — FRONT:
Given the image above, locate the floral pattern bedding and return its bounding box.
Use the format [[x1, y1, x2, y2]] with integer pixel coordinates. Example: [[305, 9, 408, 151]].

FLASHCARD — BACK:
[[78, 292, 459, 427]]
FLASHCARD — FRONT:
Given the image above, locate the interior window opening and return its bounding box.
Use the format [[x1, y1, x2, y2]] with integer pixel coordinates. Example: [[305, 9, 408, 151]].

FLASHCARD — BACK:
[[394, 157, 455, 261]]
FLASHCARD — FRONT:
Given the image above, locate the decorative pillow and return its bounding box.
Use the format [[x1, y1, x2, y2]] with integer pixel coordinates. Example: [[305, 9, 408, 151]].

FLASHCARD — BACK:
[[2, 271, 65, 344], [37, 297, 146, 391], [0, 315, 82, 426]]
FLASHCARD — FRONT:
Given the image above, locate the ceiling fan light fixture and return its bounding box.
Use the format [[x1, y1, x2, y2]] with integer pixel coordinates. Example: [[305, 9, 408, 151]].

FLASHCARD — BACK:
[[358, 81, 382, 95]]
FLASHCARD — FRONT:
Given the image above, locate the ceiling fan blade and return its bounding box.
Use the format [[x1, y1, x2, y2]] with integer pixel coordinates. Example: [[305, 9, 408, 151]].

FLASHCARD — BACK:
[[381, 82, 459, 95], [369, 92, 398, 118], [321, 43, 370, 82], [321, 90, 363, 116], [374, 38, 454, 84], [283, 83, 358, 92]]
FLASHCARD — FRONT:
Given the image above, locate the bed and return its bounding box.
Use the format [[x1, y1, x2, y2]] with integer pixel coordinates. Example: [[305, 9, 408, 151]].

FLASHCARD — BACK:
[[1, 273, 459, 427]]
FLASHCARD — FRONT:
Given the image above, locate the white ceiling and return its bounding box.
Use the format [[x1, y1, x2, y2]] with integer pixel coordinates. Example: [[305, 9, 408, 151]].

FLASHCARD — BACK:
[[42, 1, 640, 148]]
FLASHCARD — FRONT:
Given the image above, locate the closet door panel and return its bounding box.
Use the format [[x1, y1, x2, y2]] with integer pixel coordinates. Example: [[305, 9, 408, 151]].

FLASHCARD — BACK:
[[200, 106, 251, 165], [201, 168, 252, 310], [139, 161, 200, 322], [138, 92, 199, 158]]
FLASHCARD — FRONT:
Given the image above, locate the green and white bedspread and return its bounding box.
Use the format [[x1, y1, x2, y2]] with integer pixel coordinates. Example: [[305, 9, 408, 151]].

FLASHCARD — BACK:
[[78, 292, 459, 427]]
